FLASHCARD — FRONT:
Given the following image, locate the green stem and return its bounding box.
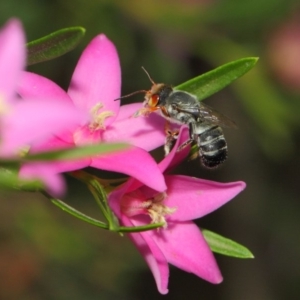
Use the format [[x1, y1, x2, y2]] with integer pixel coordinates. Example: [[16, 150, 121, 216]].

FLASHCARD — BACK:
[[51, 198, 163, 233], [87, 179, 119, 231], [52, 198, 108, 229], [47, 171, 165, 233]]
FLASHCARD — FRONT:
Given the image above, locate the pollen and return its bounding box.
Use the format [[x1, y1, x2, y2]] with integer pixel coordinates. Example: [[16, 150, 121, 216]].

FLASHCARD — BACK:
[[145, 192, 177, 228], [89, 102, 114, 131], [121, 191, 177, 228]]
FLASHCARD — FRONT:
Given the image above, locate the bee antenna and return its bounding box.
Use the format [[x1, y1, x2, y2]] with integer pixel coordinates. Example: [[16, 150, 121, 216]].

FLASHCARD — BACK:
[[114, 89, 147, 101], [141, 66, 156, 85]]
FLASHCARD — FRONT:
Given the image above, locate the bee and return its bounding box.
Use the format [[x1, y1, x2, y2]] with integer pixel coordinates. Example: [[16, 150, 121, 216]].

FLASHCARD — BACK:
[[117, 67, 237, 168]]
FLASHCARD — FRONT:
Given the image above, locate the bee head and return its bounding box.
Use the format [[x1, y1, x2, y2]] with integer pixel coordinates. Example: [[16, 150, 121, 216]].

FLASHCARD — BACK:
[[115, 67, 172, 115], [144, 83, 167, 108]]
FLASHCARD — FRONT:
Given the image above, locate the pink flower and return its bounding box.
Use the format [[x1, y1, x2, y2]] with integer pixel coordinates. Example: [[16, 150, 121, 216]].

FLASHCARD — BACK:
[[109, 129, 246, 294], [0, 19, 86, 195], [18, 34, 167, 192]]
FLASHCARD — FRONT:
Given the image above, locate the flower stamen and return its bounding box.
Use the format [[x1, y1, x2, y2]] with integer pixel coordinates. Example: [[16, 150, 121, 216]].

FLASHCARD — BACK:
[[145, 193, 177, 227], [89, 102, 114, 131]]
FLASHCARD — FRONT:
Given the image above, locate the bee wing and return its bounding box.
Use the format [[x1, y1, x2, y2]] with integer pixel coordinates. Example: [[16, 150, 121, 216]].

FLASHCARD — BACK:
[[198, 102, 237, 128], [176, 102, 237, 128]]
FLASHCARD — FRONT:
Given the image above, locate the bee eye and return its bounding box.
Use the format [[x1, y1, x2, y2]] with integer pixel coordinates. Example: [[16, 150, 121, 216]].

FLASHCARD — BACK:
[[149, 94, 159, 107]]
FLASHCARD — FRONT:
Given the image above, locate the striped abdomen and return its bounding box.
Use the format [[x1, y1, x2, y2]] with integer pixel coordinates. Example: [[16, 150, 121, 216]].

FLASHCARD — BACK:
[[198, 126, 228, 168]]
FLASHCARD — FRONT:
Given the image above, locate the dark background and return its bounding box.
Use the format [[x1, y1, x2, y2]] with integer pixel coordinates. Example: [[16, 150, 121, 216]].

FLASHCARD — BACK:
[[1, 1, 300, 299]]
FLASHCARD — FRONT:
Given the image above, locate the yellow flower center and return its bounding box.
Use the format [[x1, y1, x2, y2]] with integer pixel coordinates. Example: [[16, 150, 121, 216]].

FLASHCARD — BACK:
[[89, 103, 114, 131], [143, 192, 177, 228]]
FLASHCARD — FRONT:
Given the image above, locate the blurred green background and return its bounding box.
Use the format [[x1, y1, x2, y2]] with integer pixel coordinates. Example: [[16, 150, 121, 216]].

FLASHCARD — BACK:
[[1, 0, 300, 299]]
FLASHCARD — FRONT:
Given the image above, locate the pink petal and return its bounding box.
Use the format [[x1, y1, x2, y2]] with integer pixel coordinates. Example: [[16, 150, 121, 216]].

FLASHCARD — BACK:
[[25, 136, 91, 173], [19, 134, 90, 194], [158, 126, 190, 173], [90, 146, 167, 192], [125, 215, 170, 294], [114, 103, 141, 121], [18, 71, 74, 104], [40, 159, 91, 175], [73, 124, 102, 146], [0, 19, 25, 103], [120, 190, 149, 217], [163, 175, 246, 221], [108, 192, 169, 294], [28, 135, 74, 153], [0, 98, 85, 156], [68, 34, 121, 126], [17, 72, 87, 144], [19, 162, 66, 197], [150, 221, 223, 284], [108, 183, 128, 217], [103, 105, 166, 151]]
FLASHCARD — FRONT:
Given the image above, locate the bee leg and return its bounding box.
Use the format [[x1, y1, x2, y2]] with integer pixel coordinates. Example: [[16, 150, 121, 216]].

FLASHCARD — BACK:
[[164, 120, 171, 135], [164, 123, 179, 156], [164, 131, 179, 156], [133, 106, 159, 117], [177, 139, 193, 152], [176, 122, 195, 152]]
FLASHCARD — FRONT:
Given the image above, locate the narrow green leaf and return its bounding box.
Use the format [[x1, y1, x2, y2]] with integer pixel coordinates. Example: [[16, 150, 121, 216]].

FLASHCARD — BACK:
[[175, 57, 258, 101], [51, 198, 163, 233], [202, 229, 254, 259], [25, 143, 127, 161], [0, 143, 128, 165], [195, 37, 294, 159], [27, 27, 85, 66], [0, 167, 44, 191], [119, 223, 164, 232], [51, 198, 109, 229], [87, 178, 120, 231]]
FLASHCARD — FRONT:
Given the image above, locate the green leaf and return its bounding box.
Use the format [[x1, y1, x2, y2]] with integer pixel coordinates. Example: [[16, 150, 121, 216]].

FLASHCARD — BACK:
[[175, 57, 258, 101], [51, 198, 108, 229], [0, 167, 43, 191], [51, 198, 163, 233], [25, 143, 128, 161], [202, 229, 254, 259], [119, 222, 164, 233], [86, 177, 120, 231], [27, 27, 85, 66], [0, 143, 128, 165], [194, 37, 295, 159]]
